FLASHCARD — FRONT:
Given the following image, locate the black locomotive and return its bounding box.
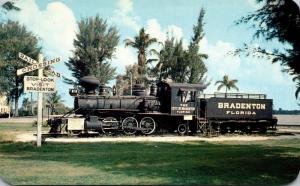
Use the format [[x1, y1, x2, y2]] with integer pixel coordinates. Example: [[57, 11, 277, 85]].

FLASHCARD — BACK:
[[48, 75, 277, 136]]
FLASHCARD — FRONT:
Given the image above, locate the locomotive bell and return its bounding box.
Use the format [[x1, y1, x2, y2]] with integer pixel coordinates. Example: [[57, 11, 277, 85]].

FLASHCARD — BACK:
[[80, 75, 100, 94]]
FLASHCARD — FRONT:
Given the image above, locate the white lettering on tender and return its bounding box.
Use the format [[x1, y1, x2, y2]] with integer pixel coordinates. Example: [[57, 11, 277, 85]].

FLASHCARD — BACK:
[[217, 102, 266, 116], [217, 102, 266, 110]]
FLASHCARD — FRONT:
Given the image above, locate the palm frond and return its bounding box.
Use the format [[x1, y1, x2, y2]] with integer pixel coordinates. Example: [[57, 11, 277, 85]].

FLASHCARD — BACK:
[[231, 84, 239, 91], [124, 39, 135, 47], [215, 80, 224, 85], [146, 58, 158, 64], [217, 84, 224, 91]]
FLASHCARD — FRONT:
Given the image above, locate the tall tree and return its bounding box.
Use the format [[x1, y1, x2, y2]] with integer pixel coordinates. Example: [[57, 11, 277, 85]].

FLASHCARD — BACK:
[[187, 8, 209, 84], [215, 75, 239, 94], [0, 21, 40, 116], [235, 0, 300, 99], [154, 37, 189, 83], [46, 91, 64, 115], [124, 28, 158, 79], [154, 8, 209, 84], [170, 39, 189, 83], [65, 15, 119, 85]]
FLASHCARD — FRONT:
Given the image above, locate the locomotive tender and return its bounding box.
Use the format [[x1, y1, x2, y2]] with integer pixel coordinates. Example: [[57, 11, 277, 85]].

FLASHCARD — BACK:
[[48, 75, 277, 136]]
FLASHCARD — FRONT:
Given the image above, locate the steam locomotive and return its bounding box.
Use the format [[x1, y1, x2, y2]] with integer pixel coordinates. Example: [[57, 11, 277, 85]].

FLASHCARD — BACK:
[[48, 76, 277, 136]]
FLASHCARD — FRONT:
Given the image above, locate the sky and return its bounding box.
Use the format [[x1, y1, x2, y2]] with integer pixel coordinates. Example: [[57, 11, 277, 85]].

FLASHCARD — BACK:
[[1, 0, 300, 110]]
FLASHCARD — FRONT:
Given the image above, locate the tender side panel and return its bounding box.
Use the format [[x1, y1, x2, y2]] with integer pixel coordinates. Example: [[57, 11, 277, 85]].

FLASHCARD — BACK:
[[206, 97, 273, 120]]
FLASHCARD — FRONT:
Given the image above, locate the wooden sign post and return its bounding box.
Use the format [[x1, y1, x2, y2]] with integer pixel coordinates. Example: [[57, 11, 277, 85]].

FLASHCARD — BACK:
[[37, 54, 43, 147], [17, 52, 61, 147]]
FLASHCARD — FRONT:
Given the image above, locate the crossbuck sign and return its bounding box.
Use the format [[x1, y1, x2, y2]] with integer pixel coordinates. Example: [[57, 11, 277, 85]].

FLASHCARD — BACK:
[[17, 52, 61, 147], [17, 56, 61, 76]]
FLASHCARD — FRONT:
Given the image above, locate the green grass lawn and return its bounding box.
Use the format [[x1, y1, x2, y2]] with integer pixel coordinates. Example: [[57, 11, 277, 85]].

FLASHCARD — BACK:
[[0, 139, 299, 185]]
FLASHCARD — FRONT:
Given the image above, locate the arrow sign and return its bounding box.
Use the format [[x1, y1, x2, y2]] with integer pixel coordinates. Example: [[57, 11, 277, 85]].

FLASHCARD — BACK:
[[17, 57, 61, 76], [19, 52, 38, 64]]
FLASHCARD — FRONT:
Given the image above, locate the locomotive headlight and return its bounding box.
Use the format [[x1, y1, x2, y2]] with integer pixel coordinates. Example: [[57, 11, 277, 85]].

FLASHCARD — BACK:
[[69, 88, 79, 96]]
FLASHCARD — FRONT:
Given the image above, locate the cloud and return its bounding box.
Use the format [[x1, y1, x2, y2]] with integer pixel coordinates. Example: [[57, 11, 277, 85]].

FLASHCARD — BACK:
[[146, 19, 166, 43], [8, 0, 77, 60], [6, 0, 78, 107], [111, 46, 136, 74], [202, 40, 240, 79], [146, 19, 188, 49], [202, 38, 294, 108], [113, 0, 140, 32], [247, 0, 263, 9]]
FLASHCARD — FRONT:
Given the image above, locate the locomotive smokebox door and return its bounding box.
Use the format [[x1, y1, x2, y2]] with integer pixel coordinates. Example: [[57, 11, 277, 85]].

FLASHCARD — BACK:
[[169, 83, 206, 116]]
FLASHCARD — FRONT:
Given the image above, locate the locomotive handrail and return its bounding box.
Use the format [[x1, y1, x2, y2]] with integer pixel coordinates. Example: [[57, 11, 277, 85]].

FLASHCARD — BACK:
[[59, 107, 82, 118], [198, 93, 267, 99]]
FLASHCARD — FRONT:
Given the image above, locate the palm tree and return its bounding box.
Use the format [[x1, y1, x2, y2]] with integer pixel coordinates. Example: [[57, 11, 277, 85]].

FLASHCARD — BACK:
[[124, 28, 158, 79], [46, 91, 64, 115], [215, 75, 239, 95]]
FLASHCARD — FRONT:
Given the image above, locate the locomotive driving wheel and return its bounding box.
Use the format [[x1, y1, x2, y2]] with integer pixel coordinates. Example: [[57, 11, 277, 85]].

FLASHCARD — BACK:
[[140, 117, 156, 135], [122, 117, 138, 135]]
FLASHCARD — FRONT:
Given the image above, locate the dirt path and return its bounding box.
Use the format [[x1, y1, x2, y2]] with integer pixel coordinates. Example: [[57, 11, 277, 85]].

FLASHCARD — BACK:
[[14, 130, 300, 143]]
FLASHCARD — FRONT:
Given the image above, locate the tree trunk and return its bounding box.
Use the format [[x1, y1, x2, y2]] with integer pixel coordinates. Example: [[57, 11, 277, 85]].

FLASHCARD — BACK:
[[14, 96, 19, 117], [30, 92, 34, 115], [51, 106, 54, 115], [14, 77, 19, 117], [138, 53, 146, 77]]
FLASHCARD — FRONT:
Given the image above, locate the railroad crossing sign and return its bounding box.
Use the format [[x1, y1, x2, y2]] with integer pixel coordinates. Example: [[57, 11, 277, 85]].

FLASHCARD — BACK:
[[17, 52, 61, 147], [17, 56, 61, 76], [18, 52, 62, 78]]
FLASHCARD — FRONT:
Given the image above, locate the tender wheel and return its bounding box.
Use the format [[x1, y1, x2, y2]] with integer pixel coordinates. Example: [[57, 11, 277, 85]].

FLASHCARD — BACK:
[[140, 117, 156, 135], [177, 124, 187, 135], [122, 117, 138, 135], [259, 126, 267, 134]]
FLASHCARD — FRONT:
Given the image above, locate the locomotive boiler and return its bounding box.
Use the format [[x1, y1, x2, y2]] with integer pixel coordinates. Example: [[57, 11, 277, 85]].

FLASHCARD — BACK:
[[48, 75, 277, 136]]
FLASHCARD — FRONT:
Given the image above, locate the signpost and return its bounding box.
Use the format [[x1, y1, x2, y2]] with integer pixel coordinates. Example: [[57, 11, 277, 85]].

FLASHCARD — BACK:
[[24, 76, 56, 93], [17, 53, 61, 147]]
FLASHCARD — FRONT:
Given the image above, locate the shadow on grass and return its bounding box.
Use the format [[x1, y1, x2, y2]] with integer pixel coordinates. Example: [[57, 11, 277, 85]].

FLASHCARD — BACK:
[[0, 140, 300, 185]]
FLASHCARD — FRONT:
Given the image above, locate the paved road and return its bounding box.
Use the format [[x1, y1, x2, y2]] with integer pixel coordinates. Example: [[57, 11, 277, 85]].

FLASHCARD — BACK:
[[0, 117, 35, 123]]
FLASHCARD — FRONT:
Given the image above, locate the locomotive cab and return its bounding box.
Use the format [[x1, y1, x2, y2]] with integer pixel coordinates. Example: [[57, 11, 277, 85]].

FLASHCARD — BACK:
[[169, 83, 205, 117]]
